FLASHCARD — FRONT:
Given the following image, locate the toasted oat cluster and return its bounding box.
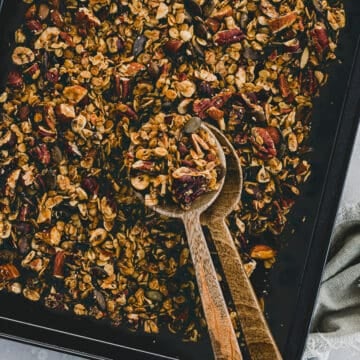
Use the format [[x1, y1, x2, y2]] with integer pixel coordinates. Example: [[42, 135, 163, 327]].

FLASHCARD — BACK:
[[129, 114, 223, 209], [0, 0, 345, 340]]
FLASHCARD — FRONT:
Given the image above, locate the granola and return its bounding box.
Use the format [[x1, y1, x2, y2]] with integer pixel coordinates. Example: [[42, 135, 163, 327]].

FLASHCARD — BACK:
[[128, 114, 223, 209], [0, 0, 346, 341]]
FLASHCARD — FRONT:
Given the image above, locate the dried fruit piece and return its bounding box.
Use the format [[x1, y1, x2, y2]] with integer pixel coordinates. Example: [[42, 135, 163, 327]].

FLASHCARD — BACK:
[[46, 68, 59, 83], [25, 4, 37, 20], [51, 9, 64, 27], [205, 18, 220, 33], [24, 62, 41, 79], [7, 71, 24, 89], [164, 39, 184, 57], [26, 19, 43, 34], [184, 0, 202, 18]]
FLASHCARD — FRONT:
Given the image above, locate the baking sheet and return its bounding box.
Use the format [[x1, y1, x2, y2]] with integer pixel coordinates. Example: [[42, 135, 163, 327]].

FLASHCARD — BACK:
[[0, 1, 360, 359]]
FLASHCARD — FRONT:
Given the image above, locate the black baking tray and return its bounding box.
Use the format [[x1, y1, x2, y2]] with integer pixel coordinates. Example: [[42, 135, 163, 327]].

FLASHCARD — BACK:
[[0, 1, 360, 359]]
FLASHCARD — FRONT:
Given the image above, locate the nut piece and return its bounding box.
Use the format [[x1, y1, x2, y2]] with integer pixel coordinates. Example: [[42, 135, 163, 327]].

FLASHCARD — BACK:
[[55, 104, 76, 122], [63, 85, 88, 104], [268, 12, 297, 33], [76, 7, 101, 27], [250, 245, 276, 260], [156, 3, 168, 19], [53, 251, 66, 278], [0, 264, 20, 281], [213, 28, 245, 46], [260, 0, 279, 18], [12, 46, 35, 66]]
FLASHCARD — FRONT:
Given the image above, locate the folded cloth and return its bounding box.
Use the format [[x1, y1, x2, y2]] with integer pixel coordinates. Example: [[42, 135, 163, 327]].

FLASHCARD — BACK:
[[303, 204, 360, 360]]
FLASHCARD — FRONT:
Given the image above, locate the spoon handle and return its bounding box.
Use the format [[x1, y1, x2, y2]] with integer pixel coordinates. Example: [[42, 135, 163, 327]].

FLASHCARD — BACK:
[[206, 219, 282, 360], [182, 212, 242, 360]]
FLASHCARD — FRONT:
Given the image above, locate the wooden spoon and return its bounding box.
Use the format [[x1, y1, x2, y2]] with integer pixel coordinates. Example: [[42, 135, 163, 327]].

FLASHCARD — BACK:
[[201, 124, 283, 360], [136, 123, 242, 360]]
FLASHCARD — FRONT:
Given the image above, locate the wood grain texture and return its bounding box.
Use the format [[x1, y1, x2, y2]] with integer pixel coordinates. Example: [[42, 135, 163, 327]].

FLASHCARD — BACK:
[[202, 124, 282, 360], [207, 219, 282, 360], [183, 212, 242, 360]]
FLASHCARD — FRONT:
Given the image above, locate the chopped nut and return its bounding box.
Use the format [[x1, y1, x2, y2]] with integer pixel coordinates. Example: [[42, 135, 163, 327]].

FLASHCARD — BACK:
[[0, 264, 20, 281], [268, 12, 297, 33], [250, 245, 276, 260], [55, 104, 76, 122], [63, 85, 88, 103]]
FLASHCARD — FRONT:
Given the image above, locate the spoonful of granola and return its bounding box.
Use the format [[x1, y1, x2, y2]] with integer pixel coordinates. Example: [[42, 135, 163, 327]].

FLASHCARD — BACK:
[[127, 113, 242, 360]]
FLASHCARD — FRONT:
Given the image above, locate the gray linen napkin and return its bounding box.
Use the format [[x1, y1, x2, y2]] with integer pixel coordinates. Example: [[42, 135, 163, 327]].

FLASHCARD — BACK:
[[303, 205, 360, 360]]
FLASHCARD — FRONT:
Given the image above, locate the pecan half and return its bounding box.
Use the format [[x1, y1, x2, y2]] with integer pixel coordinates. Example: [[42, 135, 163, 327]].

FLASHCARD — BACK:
[[213, 28, 245, 46]]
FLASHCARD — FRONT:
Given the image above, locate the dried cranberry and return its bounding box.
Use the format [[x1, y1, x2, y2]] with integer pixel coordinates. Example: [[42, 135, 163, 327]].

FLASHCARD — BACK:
[[15, 223, 32, 235], [46, 68, 59, 83], [198, 81, 214, 97], [19, 204, 30, 222], [81, 176, 99, 195], [18, 236, 31, 254], [25, 4, 37, 20], [26, 19, 43, 33], [50, 9, 64, 27], [164, 39, 184, 57], [7, 71, 24, 89], [178, 142, 189, 156]]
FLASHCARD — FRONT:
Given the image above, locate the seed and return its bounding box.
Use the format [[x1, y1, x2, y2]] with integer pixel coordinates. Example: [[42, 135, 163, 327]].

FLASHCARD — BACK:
[[133, 35, 147, 57], [184, 117, 202, 134]]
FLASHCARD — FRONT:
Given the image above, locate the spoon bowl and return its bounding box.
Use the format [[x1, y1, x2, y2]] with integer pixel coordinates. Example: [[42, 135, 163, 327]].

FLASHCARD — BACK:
[[152, 122, 227, 218]]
